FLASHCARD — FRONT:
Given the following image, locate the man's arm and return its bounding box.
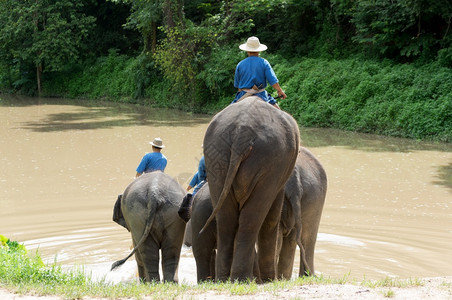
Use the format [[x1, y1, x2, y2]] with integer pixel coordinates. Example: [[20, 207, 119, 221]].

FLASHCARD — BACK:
[[187, 171, 199, 191], [271, 82, 286, 99]]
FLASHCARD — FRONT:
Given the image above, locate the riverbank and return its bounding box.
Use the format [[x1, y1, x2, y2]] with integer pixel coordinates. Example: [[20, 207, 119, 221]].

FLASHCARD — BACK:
[[29, 52, 452, 143], [1, 276, 451, 299]]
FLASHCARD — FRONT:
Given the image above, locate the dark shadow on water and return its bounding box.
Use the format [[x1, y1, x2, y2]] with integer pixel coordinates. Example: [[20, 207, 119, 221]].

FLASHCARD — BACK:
[[3, 95, 451, 152], [433, 163, 452, 190], [3, 94, 451, 151], [1, 94, 211, 132], [300, 127, 452, 153]]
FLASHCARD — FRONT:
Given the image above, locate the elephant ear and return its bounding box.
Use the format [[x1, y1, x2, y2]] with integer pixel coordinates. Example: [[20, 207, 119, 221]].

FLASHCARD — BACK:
[[113, 194, 129, 230], [178, 193, 193, 223]]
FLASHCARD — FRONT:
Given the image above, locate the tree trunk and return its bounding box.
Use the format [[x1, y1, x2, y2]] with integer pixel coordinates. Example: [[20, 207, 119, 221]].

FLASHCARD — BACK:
[[163, 0, 175, 28], [36, 63, 42, 96], [151, 21, 157, 53], [163, 0, 184, 28]]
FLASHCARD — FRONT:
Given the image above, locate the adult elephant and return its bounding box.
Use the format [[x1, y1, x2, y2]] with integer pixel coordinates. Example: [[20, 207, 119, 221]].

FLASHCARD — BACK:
[[202, 96, 300, 282], [111, 171, 186, 283], [277, 146, 327, 279], [186, 147, 326, 282]]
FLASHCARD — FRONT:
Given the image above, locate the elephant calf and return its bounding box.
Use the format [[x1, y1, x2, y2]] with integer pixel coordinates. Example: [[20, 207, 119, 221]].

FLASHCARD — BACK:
[[183, 146, 327, 282], [112, 171, 186, 283]]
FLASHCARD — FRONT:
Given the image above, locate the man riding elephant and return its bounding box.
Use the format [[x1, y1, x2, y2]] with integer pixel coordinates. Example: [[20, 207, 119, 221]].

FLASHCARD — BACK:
[[233, 36, 286, 108], [202, 95, 300, 282]]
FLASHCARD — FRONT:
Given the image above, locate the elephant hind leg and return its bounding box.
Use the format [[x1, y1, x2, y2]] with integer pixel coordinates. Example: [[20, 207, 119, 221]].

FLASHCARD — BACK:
[[300, 209, 322, 276], [139, 237, 161, 282], [300, 231, 317, 276], [194, 241, 216, 282], [277, 229, 297, 280], [209, 249, 216, 281], [258, 189, 286, 282], [215, 194, 239, 282], [230, 231, 257, 282], [161, 244, 183, 283], [161, 219, 186, 283], [135, 254, 146, 282]]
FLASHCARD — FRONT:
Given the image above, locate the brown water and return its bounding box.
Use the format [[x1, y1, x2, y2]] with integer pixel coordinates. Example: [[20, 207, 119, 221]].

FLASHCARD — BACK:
[[1, 95, 451, 284]]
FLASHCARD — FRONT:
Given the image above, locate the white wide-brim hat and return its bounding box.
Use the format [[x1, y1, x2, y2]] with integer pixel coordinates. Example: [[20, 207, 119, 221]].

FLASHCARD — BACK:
[[150, 137, 165, 148], [239, 36, 267, 52]]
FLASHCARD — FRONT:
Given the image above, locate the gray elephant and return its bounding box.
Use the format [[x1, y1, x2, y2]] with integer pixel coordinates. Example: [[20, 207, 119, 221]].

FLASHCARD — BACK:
[[277, 146, 327, 279], [111, 171, 186, 283], [202, 96, 300, 282], [185, 147, 326, 282], [183, 183, 260, 282], [188, 184, 217, 282]]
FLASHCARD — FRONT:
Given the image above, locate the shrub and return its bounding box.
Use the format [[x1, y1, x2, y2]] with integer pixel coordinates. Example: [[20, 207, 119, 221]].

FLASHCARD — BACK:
[[277, 56, 451, 142]]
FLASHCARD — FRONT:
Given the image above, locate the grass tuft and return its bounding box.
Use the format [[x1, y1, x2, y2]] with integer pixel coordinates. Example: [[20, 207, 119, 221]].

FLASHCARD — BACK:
[[361, 276, 423, 288], [383, 289, 395, 297]]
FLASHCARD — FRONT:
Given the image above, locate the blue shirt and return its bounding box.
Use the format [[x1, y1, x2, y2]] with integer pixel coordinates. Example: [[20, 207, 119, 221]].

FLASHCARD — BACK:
[[233, 56, 279, 105], [136, 152, 167, 174], [189, 156, 206, 187]]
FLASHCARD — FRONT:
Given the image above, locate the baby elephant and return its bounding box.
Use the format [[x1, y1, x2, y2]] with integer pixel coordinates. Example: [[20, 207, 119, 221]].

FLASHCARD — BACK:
[[112, 171, 186, 283], [182, 146, 327, 282]]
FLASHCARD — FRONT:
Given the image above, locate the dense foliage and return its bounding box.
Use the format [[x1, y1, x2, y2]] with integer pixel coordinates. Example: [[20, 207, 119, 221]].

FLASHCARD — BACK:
[[277, 56, 452, 141], [0, 0, 96, 94], [1, 0, 451, 141]]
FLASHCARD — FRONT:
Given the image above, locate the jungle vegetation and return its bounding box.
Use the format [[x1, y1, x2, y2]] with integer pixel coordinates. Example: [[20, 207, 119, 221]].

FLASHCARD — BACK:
[[0, 0, 451, 142]]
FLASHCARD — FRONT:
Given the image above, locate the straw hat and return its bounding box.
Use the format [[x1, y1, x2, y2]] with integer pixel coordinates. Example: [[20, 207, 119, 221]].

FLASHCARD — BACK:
[[239, 36, 268, 52], [150, 137, 165, 148]]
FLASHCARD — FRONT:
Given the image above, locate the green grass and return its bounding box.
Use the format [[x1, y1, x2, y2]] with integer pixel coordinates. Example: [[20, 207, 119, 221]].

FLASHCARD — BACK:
[[361, 276, 423, 288], [0, 236, 430, 299], [383, 289, 395, 297]]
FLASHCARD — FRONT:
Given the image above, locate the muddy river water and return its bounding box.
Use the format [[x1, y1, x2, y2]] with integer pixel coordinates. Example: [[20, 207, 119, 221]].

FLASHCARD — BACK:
[[1, 95, 451, 284]]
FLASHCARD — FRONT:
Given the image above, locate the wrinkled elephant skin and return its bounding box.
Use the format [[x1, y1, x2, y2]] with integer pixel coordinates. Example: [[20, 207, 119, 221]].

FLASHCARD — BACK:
[[112, 171, 186, 283], [203, 97, 300, 282]]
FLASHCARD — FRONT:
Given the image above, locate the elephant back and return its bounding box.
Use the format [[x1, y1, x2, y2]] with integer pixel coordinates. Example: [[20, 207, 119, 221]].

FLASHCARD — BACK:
[[203, 97, 300, 209], [120, 172, 185, 229]]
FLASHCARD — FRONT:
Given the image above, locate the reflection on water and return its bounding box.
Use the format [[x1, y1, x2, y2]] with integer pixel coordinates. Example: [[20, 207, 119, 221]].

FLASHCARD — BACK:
[[435, 163, 452, 189], [1, 94, 451, 284]]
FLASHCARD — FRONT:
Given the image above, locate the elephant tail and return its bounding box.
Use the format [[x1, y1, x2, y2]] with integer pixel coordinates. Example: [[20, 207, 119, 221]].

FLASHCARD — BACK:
[[297, 238, 311, 276], [199, 144, 253, 235], [110, 203, 157, 271], [294, 202, 310, 276]]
